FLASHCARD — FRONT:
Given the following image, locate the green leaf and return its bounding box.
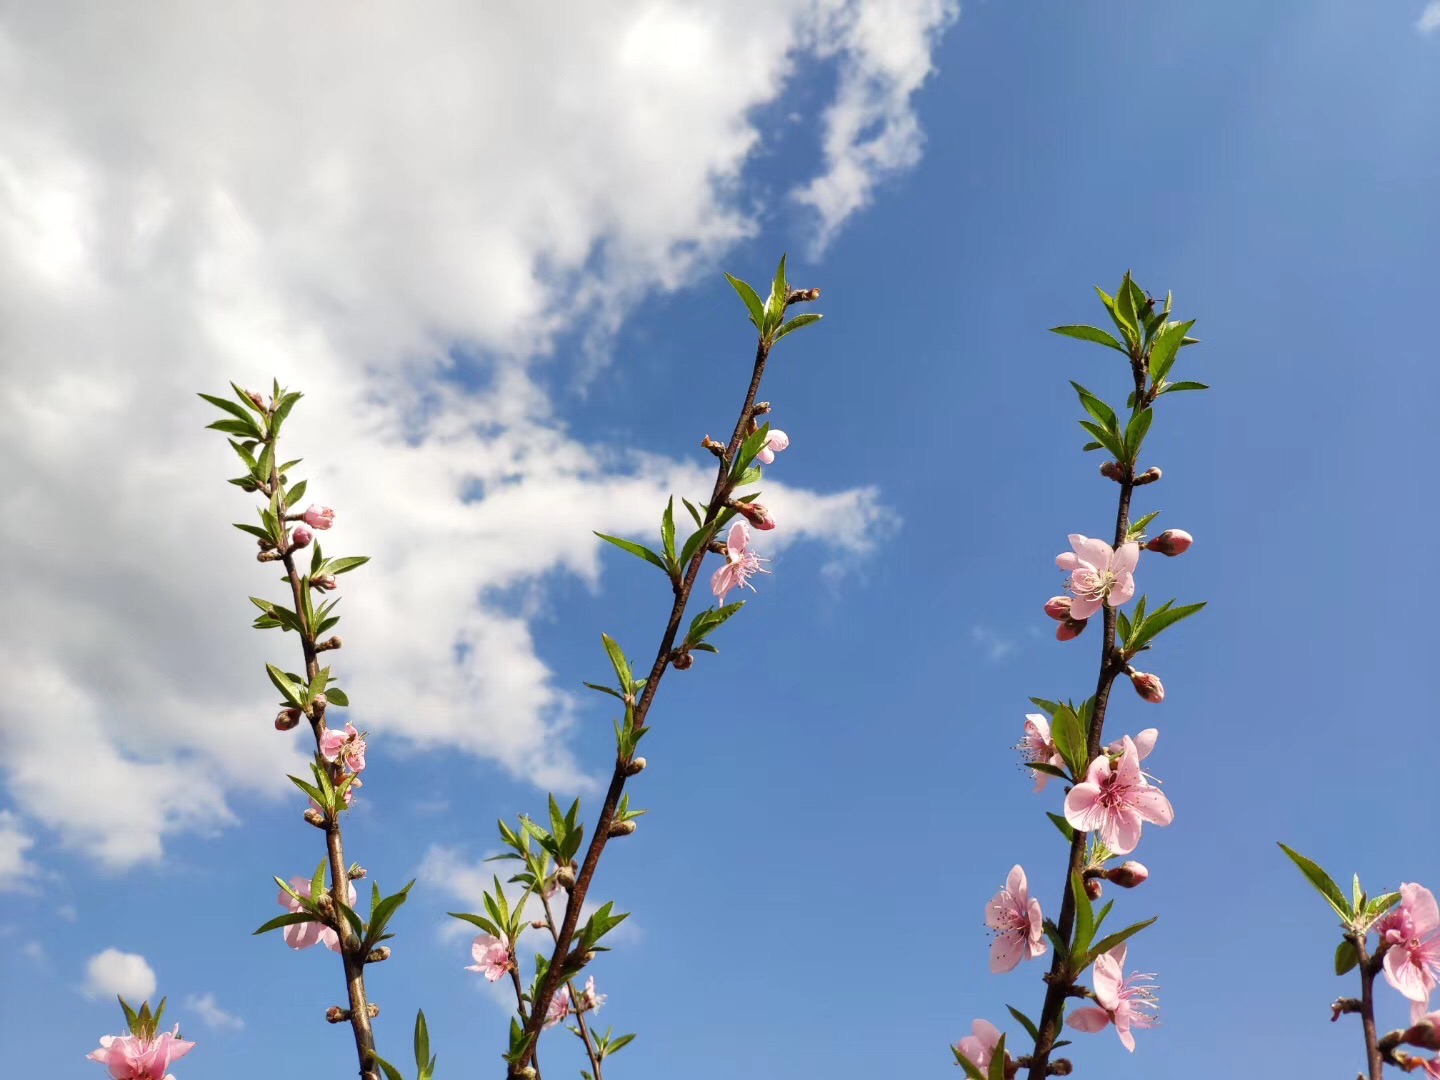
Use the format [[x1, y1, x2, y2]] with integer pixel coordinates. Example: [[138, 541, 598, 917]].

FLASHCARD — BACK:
[[952, 1047, 986, 1080], [1007, 1005, 1040, 1043], [1148, 319, 1195, 383], [326, 687, 350, 707], [1366, 891, 1401, 920], [1160, 380, 1209, 394], [686, 601, 744, 645], [285, 479, 308, 506], [1078, 420, 1126, 459], [1278, 843, 1352, 920], [734, 422, 771, 474], [1050, 325, 1127, 353], [661, 497, 677, 566], [1128, 601, 1206, 651], [253, 910, 320, 936], [773, 313, 821, 343], [1047, 812, 1075, 842], [1123, 407, 1154, 463], [1050, 703, 1088, 779], [583, 681, 624, 700], [199, 392, 260, 428], [764, 253, 788, 328], [206, 417, 265, 439], [1088, 916, 1157, 962], [679, 521, 716, 569], [371, 1055, 405, 1080], [1335, 938, 1359, 976], [605, 1032, 637, 1057], [1070, 382, 1118, 429], [234, 522, 271, 540], [1072, 872, 1096, 957], [326, 555, 370, 575], [988, 1033, 1008, 1080], [1128, 511, 1161, 540], [682, 498, 704, 528], [1028, 761, 1069, 782], [600, 634, 633, 694], [724, 273, 767, 331], [447, 910, 502, 938], [594, 532, 669, 573], [229, 381, 267, 414], [266, 664, 306, 708]]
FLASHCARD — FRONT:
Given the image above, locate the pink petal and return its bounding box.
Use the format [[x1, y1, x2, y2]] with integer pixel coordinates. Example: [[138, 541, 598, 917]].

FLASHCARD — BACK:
[[1091, 952, 1123, 1008], [1069, 594, 1102, 620], [756, 448, 774, 464], [1130, 785, 1174, 826], [1131, 729, 1158, 759], [1111, 541, 1140, 575], [1108, 808, 1143, 855], [1006, 865, 1028, 902], [1071, 534, 1115, 569], [1024, 714, 1051, 741], [1389, 948, 1435, 1002], [767, 430, 790, 453], [1066, 1007, 1112, 1033], [990, 933, 1024, 973], [726, 520, 749, 556], [1407, 885, 1440, 937], [1065, 783, 1108, 834], [1114, 1014, 1137, 1052], [1056, 552, 1087, 572], [1108, 571, 1136, 607]]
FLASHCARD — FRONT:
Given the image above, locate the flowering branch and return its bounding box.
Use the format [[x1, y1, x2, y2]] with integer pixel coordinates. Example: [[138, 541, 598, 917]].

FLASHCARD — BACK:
[[956, 275, 1206, 1079], [1282, 846, 1440, 1077], [200, 384, 427, 1080], [462, 258, 819, 1077]]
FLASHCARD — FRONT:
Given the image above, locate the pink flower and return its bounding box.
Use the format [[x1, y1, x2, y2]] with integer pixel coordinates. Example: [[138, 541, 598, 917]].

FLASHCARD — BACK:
[[954, 1019, 1003, 1072], [1064, 735, 1173, 855], [1382, 884, 1440, 1009], [985, 864, 1047, 973], [465, 933, 511, 982], [87, 1026, 195, 1079], [302, 505, 335, 530], [756, 429, 790, 465], [319, 723, 366, 774], [1056, 534, 1138, 620], [277, 876, 356, 952], [1129, 671, 1165, 703], [544, 988, 572, 1028], [710, 521, 769, 603], [290, 524, 313, 550], [1145, 529, 1193, 557], [575, 976, 606, 1014], [1018, 714, 1064, 792], [1106, 728, 1158, 761], [1065, 944, 1159, 1052], [1104, 861, 1150, 889]]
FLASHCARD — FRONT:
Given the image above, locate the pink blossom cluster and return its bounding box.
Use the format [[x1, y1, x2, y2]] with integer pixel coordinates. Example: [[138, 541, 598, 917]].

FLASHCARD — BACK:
[[319, 722, 367, 806], [276, 877, 358, 952], [710, 429, 787, 603], [1379, 883, 1440, 1022], [289, 504, 335, 551]]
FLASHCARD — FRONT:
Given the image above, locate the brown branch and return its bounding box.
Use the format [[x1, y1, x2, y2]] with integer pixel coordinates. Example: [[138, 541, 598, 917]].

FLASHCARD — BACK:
[[539, 889, 604, 1079], [1355, 935, 1386, 1080], [509, 320, 787, 1075], [1025, 342, 1150, 1078]]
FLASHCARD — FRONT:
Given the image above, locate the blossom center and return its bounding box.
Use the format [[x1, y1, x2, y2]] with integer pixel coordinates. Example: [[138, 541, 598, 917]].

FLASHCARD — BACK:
[[1070, 567, 1116, 602]]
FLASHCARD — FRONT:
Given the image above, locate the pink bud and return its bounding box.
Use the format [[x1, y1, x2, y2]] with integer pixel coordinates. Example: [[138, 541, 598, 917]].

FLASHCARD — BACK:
[[1084, 877, 1103, 900], [1130, 670, 1165, 703], [290, 524, 313, 550], [1056, 617, 1088, 642], [734, 501, 776, 531], [275, 708, 302, 731], [1104, 861, 1149, 888], [1145, 529, 1193, 557], [245, 388, 271, 411], [1044, 596, 1072, 621], [302, 505, 335, 530], [1403, 1012, 1440, 1051]]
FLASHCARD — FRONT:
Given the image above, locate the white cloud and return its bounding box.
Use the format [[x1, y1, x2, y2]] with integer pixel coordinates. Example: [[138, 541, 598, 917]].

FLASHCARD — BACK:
[[0, 811, 38, 889], [1419, 3, 1440, 33], [82, 949, 157, 1002], [969, 625, 1016, 664], [21, 940, 45, 962], [0, 1, 954, 869], [184, 992, 245, 1032]]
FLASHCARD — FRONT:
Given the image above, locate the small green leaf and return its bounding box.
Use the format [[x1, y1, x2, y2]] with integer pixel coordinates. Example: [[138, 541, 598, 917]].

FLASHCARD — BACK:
[[1123, 407, 1154, 463], [773, 313, 821, 343], [1072, 872, 1096, 957], [1148, 319, 1195, 383], [266, 664, 306, 708], [1335, 938, 1359, 976], [253, 911, 320, 936], [1007, 1005, 1039, 1043], [326, 556, 371, 575], [1047, 812, 1075, 842], [764, 253, 788, 327], [661, 497, 677, 566], [448, 911, 502, 938], [1278, 843, 1352, 920], [583, 681, 624, 700], [326, 687, 350, 707], [1050, 703, 1088, 780], [1159, 380, 1209, 394], [1050, 325, 1127, 353], [1088, 916, 1157, 962], [1128, 601, 1206, 651], [988, 1033, 1008, 1080], [594, 532, 669, 573], [724, 273, 767, 330], [371, 1055, 404, 1080], [601, 634, 633, 694]]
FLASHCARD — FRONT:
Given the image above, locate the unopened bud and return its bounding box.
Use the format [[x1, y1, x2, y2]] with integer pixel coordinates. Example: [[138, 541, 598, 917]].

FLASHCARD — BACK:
[[624, 756, 647, 776], [785, 287, 821, 305], [365, 1003, 380, 1018], [1084, 878, 1103, 900], [325, 1006, 350, 1024], [1103, 861, 1150, 889], [290, 524, 313, 550], [316, 636, 343, 652], [315, 893, 335, 917], [701, 435, 726, 457], [365, 946, 391, 964], [1129, 670, 1165, 704], [1145, 529, 1193, 557], [244, 389, 270, 411], [732, 501, 776, 531], [1044, 596, 1072, 622], [1133, 466, 1162, 486], [1056, 617, 1088, 642], [1048, 1061, 1073, 1076], [531, 919, 547, 930], [555, 865, 576, 889], [607, 820, 637, 839], [303, 808, 326, 828], [1402, 1012, 1440, 1051], [707, 540, 728, 556], [347, 864, 367, 880], [1099, 460, 1126, 482], [310, 692, 328, 715], [257, 549, 284, 562], [311, 574, 338, 591], [275, 708, 302, 731], [517, 1068, 538, 1080], [671, 649, 694, 671]]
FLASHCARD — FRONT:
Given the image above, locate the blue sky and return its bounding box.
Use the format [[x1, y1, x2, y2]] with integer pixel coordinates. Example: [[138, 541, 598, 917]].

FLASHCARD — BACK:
[[4, 1, 1440, 1077]]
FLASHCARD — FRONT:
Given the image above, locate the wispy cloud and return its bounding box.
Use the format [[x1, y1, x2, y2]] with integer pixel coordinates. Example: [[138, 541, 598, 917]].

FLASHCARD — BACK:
[[184, 992, 245, 1032], [969, 625, 1017, 664], [1419, 3, 1440, 33], [0, 811, 38, 890]]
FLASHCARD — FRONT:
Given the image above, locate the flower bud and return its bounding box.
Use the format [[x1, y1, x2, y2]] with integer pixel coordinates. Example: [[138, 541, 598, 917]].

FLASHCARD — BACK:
[[302, 505, 335, 530], [244, 389, 270, 412], [671, 649, 694, 670], [365, 946, 391, 964], [607, 820, 637, 838], [1099, 460, 1126, 482], [303, 807, 326, 828], [517, 1068, 538, 1080], [1402, 1012, 1440, 1051], [275, 708, 302, 731], [316, 636, 343, 652], [555, 865, 576, 889], [1056, 617, 1088, 642], [290, 524, 313, 550], [1129, 670, 1165, 703], [623, 756, 647, 776], [1044, 596, 1072, 621], [1103, 861, 1149, 889], [365, 1003, 380, 1018], [531, 919, 547, 930], [1145, 529, 1193, 557], [1084, 877, 1103, 900], [347, 864, 367, 879], [733, 501, 776, 531], [786, 287, 821, 304], [325, 1006, 350, 1024], [310, 692, 328, 714], [1133, 466, 1163, 485], [311, 574, 338, 591]]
